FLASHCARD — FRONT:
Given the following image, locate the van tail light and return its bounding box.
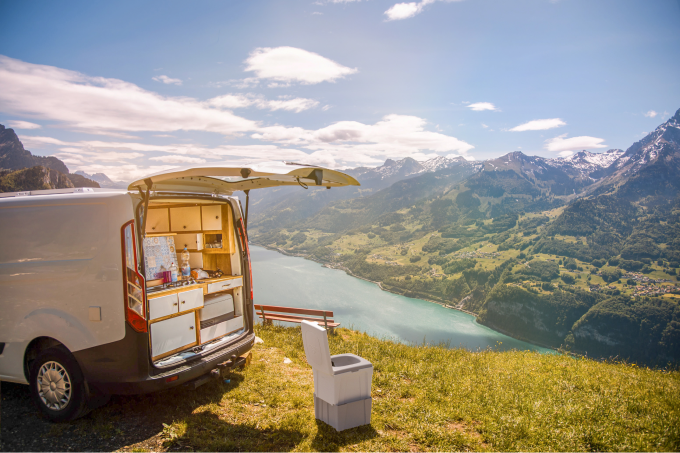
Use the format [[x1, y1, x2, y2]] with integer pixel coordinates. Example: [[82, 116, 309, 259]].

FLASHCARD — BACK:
[[237, 218, 254, 302], [121, 220, 148, 333]]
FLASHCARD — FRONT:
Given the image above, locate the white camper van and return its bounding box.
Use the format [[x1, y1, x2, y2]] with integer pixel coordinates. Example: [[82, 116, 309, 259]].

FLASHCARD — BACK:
[[0, 163, 359, 422]]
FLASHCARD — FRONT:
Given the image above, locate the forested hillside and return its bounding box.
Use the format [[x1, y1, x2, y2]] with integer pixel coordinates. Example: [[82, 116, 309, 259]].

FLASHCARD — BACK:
[[252, 109, 680, 365]]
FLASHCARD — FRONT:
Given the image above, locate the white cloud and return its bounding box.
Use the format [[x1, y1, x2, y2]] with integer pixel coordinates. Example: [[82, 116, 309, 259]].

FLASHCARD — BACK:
[[6, 56, 475, 174], [73, 164, 178, 183], [312, 12, 324, 15], [7, 120, 41, 129], [152, 75, 182, 85], [0, 55, 258, 136], [208, 93, 319, 113], [509, 118, 566, 132], [644, 110, 657, 118], [558, 151, 574, 158], [252, 114, 474, 166], [149, 155, 207, 164], [467, 102, 498, 111], [244, 47, 357, 85], [544, 134, 607, 152], [384, 0, 461, 21], [481, 123, 489, 129], [385, 2, 423, 20]]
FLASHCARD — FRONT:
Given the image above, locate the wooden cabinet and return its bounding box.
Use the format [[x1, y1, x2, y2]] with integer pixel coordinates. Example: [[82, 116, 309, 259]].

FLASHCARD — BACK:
[[201, 205, 222, 231], [146, 208, 169, 233], [149, 293, 179, 320], [178, 288, 203, 311], [170, 206, 201, 232], [150, 312, 197, 359], [174, 233, 203, 251], [148, 288, 204, 321]]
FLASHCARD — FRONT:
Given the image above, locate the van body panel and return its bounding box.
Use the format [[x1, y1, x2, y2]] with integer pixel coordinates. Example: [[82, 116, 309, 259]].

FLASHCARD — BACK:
[[0, 191, 138, 381]]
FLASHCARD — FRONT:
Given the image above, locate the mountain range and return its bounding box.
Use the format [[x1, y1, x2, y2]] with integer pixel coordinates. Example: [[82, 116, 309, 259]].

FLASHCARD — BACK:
[[253, 108, 680, 365], [0, 124, 100, 191]]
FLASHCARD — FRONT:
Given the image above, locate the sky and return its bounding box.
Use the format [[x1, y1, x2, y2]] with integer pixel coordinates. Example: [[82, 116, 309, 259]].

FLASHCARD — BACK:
[[1, 0, 679, 182]]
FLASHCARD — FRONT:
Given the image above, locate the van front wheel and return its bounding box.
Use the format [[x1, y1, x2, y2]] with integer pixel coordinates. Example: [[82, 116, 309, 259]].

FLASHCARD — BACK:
[[29, 347, 89, 422]]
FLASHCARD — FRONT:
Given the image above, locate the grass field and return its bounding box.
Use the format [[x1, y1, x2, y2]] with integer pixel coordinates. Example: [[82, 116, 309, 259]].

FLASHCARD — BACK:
[[112, 324, 680, 452]]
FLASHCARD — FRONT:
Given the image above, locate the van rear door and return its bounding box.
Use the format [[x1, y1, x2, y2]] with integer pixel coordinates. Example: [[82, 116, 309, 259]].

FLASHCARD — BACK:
[[128, 161, 360, 194]]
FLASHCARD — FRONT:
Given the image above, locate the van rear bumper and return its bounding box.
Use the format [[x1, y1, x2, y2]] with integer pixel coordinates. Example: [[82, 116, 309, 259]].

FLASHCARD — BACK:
[[75, 329, 255, 395]]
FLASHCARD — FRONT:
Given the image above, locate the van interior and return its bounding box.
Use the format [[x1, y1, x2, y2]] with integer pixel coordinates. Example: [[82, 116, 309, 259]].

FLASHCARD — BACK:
[[130, 198, 246, 367]]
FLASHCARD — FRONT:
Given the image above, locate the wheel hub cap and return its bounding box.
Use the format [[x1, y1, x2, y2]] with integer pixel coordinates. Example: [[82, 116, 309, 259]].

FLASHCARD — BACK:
[[37, 361, 72, 410]]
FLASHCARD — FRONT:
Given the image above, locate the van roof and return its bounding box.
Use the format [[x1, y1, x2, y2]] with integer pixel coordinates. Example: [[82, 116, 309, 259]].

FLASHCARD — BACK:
[[0, 187, 125, 199]]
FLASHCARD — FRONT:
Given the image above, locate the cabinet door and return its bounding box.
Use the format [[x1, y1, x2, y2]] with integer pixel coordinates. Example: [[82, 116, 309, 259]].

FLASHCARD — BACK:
[[202, 205, 222, 231], [150, 312, 197, 359], [146, 209, 169, 233], [170, 206, 202, 232], [178, 288, 204, 311], [149, 293, 179, 320], [174, 233, 203, 250]]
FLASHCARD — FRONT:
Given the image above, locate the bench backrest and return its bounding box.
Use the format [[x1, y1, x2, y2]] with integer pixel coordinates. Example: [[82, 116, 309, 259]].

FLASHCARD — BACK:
[[254, 304, 334, 318]]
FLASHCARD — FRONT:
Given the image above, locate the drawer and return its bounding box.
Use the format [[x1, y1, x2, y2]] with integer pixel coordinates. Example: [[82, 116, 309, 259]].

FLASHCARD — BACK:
[[150, 312, 197, 358], [201, 205, 222, 231], [178, 288, 204, 311], [200, 315, 244, 344], [149, 293, 178, 320], [170, 206, 202, 232], [146, 208, 169, 233], [207, 277, 243, 294]]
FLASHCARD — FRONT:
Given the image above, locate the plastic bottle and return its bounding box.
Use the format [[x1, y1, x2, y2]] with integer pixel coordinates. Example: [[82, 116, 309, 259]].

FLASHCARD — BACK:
[[181, 247, 191, 277], [170, 262, 178, 282]]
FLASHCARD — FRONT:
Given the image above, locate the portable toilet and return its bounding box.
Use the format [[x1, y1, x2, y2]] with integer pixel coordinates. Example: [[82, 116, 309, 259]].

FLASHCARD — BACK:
[[301, 320, 373, 431]]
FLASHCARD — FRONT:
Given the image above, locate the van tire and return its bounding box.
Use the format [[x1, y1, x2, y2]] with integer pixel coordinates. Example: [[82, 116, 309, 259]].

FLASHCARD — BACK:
[[29, 347, 90, 422]]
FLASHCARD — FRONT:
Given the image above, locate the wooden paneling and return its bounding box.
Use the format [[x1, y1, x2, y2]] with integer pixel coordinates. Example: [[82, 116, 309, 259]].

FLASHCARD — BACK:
[[170, 206, 202, 232], [201, 205, 222, 231], [146, 208, 169, 233]]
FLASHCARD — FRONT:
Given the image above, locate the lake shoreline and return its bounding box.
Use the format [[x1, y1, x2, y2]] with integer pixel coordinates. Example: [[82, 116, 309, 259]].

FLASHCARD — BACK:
[[253, 242, 478, 316], [251, 243, 558, 353]]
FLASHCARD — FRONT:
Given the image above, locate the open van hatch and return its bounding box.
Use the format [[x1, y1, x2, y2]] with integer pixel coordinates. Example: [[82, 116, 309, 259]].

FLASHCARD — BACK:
[[128, 161, 360, 195], [128, 163, 359, 367]]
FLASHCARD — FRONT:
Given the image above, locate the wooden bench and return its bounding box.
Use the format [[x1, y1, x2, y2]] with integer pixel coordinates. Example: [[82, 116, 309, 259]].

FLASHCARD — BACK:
[[254, 304, 339, 333]]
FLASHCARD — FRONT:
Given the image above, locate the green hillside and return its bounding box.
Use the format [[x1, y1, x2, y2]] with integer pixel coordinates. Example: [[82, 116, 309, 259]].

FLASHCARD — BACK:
[[115, 325, 679, 452]]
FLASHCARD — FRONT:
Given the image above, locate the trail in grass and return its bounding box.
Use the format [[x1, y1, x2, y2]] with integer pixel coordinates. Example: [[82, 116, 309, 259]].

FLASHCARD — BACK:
[[250, 245, 552, 353]]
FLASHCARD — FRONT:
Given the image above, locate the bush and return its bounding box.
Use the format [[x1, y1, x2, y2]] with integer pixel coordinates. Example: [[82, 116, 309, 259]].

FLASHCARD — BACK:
[[443, 258, 477, 275], [608, 257, 620, 266], [592, 259, 606, 268], [601, 269, 622, 283], [516, 260, 560, 282], [400, 249, 408, 256], [564, 257, 578, 270], [561, 274, 576, 284], [627, 279, 636, 286], [541, 282, 554, 291], [409, 256, 422, 263], [367, 233, 376, 239], [290, 232, 307, 245]]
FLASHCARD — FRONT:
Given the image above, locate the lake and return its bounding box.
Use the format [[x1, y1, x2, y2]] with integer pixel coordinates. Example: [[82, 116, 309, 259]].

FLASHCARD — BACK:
[[250, 245, 551, 353]]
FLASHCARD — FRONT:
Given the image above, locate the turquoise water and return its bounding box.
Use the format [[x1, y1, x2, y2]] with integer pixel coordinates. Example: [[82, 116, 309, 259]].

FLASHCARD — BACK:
[[250, 246, 551, 353]]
